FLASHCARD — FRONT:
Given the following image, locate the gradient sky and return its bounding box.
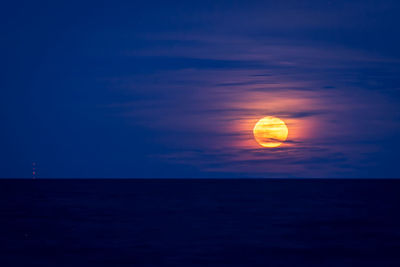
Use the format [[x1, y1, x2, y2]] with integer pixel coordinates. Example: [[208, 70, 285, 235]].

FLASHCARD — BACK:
[[2, 0, 400, 178]]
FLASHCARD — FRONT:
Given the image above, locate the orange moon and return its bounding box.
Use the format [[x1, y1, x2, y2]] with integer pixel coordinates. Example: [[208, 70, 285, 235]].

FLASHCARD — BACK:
[[253, 116, 288, 147]]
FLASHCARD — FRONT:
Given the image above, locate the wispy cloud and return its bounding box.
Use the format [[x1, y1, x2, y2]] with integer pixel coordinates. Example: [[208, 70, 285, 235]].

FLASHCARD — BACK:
[[100, 6, 400, 177]]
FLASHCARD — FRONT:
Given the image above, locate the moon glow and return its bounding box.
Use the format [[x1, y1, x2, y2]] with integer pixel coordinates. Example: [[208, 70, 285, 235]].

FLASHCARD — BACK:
[[253, 116, 288, 148]]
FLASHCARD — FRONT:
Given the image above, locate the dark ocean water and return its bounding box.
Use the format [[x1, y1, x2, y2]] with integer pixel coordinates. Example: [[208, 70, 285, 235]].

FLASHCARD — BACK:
[[1, 179, 400, 267]]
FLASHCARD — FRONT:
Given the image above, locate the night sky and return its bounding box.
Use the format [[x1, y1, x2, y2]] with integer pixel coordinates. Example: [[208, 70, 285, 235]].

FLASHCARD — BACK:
[[2, 0, 400, 178]]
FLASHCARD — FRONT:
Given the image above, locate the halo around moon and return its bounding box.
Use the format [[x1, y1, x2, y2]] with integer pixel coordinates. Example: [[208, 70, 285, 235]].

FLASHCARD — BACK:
[[253, 116, 288, 148]]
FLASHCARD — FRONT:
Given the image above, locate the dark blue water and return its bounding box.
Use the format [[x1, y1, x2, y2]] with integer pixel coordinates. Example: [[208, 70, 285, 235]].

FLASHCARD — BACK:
[[1, 179, 400, 266]]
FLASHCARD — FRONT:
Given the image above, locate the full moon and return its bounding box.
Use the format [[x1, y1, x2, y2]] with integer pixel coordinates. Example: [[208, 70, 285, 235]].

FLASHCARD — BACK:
[[253, 116, 288, 148]]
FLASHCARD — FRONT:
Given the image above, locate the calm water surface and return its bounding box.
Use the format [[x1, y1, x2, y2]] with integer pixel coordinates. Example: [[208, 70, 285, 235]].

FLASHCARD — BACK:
[[1, 179, 400, 266]]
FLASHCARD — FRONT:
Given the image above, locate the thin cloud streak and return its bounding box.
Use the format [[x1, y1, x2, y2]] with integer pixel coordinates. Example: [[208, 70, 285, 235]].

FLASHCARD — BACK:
[[99, 9, 400, 177]]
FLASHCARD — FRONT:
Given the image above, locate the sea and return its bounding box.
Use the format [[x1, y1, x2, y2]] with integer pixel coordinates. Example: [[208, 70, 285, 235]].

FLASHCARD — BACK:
[[1, 179, 399, 266]]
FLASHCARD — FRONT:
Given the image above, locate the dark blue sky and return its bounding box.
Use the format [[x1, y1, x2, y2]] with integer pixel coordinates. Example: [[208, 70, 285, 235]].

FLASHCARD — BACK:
[[2, 0, 400, 178]]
